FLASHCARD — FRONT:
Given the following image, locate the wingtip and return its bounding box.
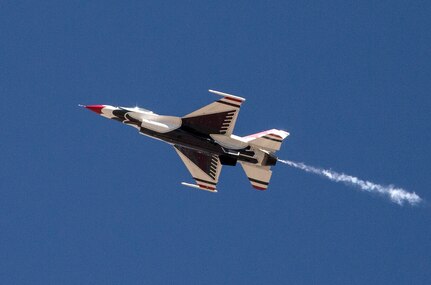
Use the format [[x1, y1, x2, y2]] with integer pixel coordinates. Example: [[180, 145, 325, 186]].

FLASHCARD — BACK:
[[181, 182, 218, 193], [208, 89, 246, 102]]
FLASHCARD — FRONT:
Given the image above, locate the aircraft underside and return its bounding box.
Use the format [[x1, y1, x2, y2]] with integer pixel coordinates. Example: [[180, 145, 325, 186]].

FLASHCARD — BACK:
[[139, 127, 259, 166], [81, 90, 289, 192]]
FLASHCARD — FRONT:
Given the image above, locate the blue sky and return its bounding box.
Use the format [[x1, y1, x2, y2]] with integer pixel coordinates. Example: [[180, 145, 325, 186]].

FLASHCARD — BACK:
[[1, 1, 430, 284]]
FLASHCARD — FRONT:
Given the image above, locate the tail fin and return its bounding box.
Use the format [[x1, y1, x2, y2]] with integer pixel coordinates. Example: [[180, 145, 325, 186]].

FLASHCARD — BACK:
[[240, 163, 272, 190], [242, 129, 289, 152]]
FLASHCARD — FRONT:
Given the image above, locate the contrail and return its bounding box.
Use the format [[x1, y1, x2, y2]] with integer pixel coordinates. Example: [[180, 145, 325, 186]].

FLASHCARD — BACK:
[[278, 159, 422, 206]]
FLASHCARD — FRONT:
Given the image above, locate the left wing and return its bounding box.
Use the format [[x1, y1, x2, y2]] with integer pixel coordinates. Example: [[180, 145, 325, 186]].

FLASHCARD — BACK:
[[174, 145, 222, 192], [182, 90, 245, 136]]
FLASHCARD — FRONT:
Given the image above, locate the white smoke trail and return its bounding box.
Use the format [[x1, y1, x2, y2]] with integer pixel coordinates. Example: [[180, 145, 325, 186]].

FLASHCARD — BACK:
[[278, 159, 422, 206]]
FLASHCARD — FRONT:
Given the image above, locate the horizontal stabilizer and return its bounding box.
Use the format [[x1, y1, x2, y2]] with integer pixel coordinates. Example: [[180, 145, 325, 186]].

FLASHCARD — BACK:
[[242, 129, 289, 152], [240, 163, 272, 191]]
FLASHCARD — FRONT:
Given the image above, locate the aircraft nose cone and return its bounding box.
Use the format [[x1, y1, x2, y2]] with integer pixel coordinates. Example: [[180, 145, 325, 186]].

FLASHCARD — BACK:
[[83, 105, 104, 114]]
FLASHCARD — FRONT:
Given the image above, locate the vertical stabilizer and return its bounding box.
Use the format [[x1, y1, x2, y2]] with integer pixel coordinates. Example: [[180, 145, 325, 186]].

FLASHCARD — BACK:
[[242, 129, 289, 152]]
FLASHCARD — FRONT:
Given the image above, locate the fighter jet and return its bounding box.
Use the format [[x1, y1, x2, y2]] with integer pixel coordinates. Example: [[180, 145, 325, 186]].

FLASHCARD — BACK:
[[81, 90, 289, 192]]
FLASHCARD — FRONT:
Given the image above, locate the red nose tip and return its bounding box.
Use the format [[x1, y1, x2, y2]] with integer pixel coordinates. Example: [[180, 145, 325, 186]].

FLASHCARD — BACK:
[[84, 105, 104, 114]]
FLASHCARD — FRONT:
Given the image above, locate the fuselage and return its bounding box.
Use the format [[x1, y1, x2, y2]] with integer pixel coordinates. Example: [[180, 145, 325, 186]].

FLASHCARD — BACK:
[[82, 90, 290, 192], [86, 105, 277, 167]]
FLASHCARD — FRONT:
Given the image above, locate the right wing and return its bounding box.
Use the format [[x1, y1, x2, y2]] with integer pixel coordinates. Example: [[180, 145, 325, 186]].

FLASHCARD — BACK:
[[182, 90, 245, 136], [174, 145, 222, 192]]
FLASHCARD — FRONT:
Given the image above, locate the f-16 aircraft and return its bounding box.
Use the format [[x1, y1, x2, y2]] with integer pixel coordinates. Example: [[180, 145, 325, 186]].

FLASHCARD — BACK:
[[81, 90, 289, 192]]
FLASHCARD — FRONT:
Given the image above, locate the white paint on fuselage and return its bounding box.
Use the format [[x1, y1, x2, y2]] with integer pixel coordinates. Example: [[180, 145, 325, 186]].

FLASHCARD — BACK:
[[141, 115, 182, 133], [100, 105, 182, 133], [210, 134, 248, 150], [99, 105, 117, 119]]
